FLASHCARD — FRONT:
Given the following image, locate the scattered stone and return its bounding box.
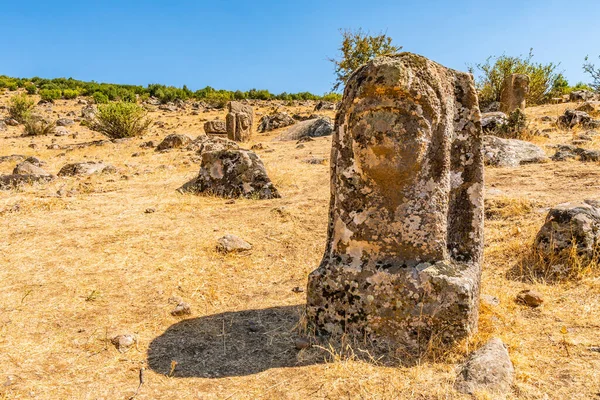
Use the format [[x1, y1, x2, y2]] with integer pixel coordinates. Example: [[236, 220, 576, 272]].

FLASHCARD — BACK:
[[250, 143, 265, 150], [483, 135, 549, 167], [5, 118, 19, 126], [500, 73, 529, 114], [111, 334, 136, 353], [279, 117, 333, 141], [482, 101, 501, 113], [292, 113, 320, 121], [81, 105, 97, 120], [54, 126, 70, 136], [516, 289, 544, 307], [303, 156, 327, 165], [171, 302, 191, 316], [296, 144, 305, 149], [159, 103, 178, 112], [13, 161, 50, 176], [296, 136, 315, 143], [539, 116, 554, 122], [58, 162, 116, 176], [0, 155, 26, 164], [0, 120, 6, 132], [0, 174, 54, 190], [190, 136, 239, 154], [314, 101, 335, 111], [216, 234, 252, 253], [535, 199, 600, 259], [576, 101, 600, 114], [140, 140, 158, 148], [56, 118, 74, 126], [258, 112, 295, 132], [145, 208, 156, 214], [570, 90, 597, 102], [203, 120, 227, 135], [481, 294, 500, 307], [455, 338, 515, 396], [558, 109, 591, 129], [481, 112, 508, 133], [294, 337, 311, 350], [306, 53, 484, 348], [156, 134, 193, 151], [551, 145, 600, 162], [226, 101, 254, 142], [179, 149, 280, 199], [292, 286, 304, 293]]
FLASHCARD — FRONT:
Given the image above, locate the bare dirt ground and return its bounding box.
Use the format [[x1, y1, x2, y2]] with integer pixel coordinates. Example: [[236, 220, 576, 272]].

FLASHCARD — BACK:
[[1, 92, 599, 399]]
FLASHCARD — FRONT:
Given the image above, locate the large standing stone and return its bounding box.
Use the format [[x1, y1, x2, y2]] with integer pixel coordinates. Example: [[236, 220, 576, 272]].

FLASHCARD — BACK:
[[500, 74, 529, 114], [306, 53, 484, 349], [178, 149, 280, 199], [226, 102, 254, 142]]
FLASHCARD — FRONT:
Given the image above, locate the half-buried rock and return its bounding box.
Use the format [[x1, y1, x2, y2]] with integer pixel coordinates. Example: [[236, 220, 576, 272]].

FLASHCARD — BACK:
[[178, 149, 280, 199], [156, 133, 193, 151], [306, 53, 484, 350], [58, 162, 116, 176], [483, 135, 548, 167], [279, 117, 333, 141]]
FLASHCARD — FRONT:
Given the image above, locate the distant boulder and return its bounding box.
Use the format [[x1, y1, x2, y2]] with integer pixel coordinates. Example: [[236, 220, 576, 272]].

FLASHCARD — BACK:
[[481, 112, 508, 133], [569, 90, 596, 102], [558, 109, 592, 129], [483, 135, 549, 167], [156, 134, 193, 151], [314, 101, 335, 111], [58, 162, 116, 176], [257, 112, 295, 132], [279, 117, 333, 141], [0, 174, 54, 190]]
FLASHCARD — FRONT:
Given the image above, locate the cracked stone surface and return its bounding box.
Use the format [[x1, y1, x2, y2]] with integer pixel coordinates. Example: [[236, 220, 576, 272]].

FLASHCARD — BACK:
[[306, 53, 484, 350]]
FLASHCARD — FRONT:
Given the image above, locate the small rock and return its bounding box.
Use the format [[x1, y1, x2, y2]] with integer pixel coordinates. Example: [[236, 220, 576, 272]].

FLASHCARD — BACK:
[[303, 156, 327, 165], [145, 208, 156, 214], [292, 286, 305, 293], [171, 302, 191, 316], [216, 234, 252, 253], [294, 337, 311, 350], [111, 334, 136, 353], [5, 118, 19, 126], [516, 289, 543, 307], [56, 118, 74, 126], [296, 144, 305, 149], [481, 294, 500, 307]]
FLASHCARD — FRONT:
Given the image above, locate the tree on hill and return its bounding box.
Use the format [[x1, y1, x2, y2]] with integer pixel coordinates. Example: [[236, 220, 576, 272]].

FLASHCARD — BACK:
[[583, 55, 600, 92], [329, 29, 402, 92]]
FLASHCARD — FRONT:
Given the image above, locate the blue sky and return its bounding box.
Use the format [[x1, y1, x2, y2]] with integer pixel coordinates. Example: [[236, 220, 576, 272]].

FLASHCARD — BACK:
[[2, 0, 599, 94]]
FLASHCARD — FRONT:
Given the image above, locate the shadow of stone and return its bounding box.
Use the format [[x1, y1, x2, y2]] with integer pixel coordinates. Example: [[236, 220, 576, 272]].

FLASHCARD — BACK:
[[147, 305, 324, 378]]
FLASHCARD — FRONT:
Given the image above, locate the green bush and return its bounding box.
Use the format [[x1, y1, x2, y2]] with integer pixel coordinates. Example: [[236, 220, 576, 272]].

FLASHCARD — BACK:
[[93, 92, 109, 104], [24, 83, 37, 94], [39, 89, 62, 102], [472, 49, 561, 107], [8, 94, 35, 123], [22, 116, 56, 136], [93, 102, 151, 139], [6, 81, 18, 91], [62, 89, 79, 99]]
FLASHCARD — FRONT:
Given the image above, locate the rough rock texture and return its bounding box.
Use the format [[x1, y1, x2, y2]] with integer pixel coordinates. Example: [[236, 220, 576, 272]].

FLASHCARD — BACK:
[[455, 338, 515, 397], [558, 109, 592, 129], [306, 53, 484, 349], [216, 234, 252, 253], [56, 118, 74, 127], [0, 120, 7, 132], [226, 102, 254, 142], [481, 112, 508, 133], [500, 74, 529, 114], [279, 117, 333, 141], [58, 162, 116, 176], [551, 145, 600, 162], [257, 112, 296, 132], [178, 149, 280, 199], [570, 90, 597, 102], [314, 101, 335, 111], [516, 289, 544, 307], [188, 136, 240, 154], [156, 134, 193, 151], [535, 200, 600, 259], [483, 135, 548, 167], [111, 334, 136, 353], [12, 161, 51, 176], [0, 174, 54, 190], [576, 101, 600, 114], [203, 120, 227, 135]]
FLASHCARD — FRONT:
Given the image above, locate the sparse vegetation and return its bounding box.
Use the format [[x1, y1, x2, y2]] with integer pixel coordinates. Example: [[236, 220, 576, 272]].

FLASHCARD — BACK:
[[583, 55, 600, 92], [329, 29, 402, 91], [472, 49, 562, 107], [22, 116, 56, 136], [93, 91, 109, 104], [39, 88, 62, 102], [8, 93, 35, 123], [93, 102, 151, 139]]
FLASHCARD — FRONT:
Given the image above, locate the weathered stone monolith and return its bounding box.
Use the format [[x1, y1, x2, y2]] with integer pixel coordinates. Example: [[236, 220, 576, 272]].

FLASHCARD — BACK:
[[226, 102, 254, 142], [500, 74, 529, 114], [306, 53, 484, 350]]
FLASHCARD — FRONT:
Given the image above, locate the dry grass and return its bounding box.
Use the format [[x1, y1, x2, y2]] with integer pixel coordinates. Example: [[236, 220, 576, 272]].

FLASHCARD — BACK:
[[1, 91, 600, 399]]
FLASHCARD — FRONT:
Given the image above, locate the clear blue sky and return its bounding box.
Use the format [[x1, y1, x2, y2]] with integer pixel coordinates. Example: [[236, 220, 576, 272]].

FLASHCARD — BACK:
[[2, 0, 599, 94]]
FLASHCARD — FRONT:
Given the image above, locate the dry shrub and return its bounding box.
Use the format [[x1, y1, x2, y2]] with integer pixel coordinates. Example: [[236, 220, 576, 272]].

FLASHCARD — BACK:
[[484, 196, 539, 220], [22, 116, 56, 136], [92, 102, 151, 139]]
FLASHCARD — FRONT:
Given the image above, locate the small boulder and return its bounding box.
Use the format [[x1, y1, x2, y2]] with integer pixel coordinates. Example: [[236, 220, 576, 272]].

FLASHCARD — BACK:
[[314, 101, 335, 111], [156, 134, 193, 151], [0, 174, 54, 190], [279, 117, 333, 141], [516, 289, 544, 307], [0, 120, 7, 132], [56, 118, 74, 126], [12, 161, 50, 176], [203, 120, 227, 135], [111, 334, 136, 353], [481, 112, 508, 133], [257, 112, 296, 132], [535, 199, 600, 259], [54, 126, 70, 137], [570, 90, 597, 102], [216, 234, 252, 253], [455, 338, 515, 397], [189, 136, 239, 154], [558, 109, 591, 129], [483, 136, 549, 167], [58, 162, 116, 176], [178, 149, 280, 199], [170, 302, 191, 316]]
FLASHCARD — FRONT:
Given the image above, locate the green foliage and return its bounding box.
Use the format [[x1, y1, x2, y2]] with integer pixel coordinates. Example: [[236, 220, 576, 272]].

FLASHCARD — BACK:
[[93, 102, 151, 139], [500, 109, 528, 138], [22, 116, 56, 136], [24, 83, 37, 95], [39, 89, 62, 102], [472, 49, 561, 106], [329, 29, 402, 92], [583, 55, 600, 92], [322, 92, 343, 102], [8, 94, 35, 123], [93, 92, 109, 104], [62, 89, 79, 99]]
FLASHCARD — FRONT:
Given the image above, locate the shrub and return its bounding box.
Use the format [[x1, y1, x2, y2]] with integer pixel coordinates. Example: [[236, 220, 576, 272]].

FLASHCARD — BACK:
[[8, 94, 35, 123], [472, 49, 561, 107], [93, 92, 109, 104], [39, 89, 62, 102], [24, 83, 37, 94], [6, 81, 18, 91], [62, 89, 79, 99], [498, 109, 528, 139], [93, 102, 151, 139], [22, 116, 56, 136]]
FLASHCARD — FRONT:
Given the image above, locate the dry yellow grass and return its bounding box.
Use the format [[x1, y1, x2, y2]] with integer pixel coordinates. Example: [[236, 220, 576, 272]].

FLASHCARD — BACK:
[[1, 91, 599, 399]]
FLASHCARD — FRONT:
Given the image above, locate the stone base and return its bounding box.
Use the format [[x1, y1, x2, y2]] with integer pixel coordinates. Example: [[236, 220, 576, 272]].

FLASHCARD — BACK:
[[306, 260, 480, 350]]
